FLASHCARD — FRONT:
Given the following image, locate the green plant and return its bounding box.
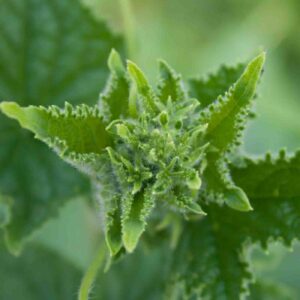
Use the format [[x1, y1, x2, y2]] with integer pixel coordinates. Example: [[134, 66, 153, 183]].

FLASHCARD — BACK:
[[1, 50, 299, 299], [1, 1, 300, 300]]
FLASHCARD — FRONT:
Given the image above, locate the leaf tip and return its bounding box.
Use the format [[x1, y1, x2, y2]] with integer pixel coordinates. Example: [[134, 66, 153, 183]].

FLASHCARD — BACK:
[[105, 234, 122, 257], [127, 60, 149, 92], [224, 186, 253, 212], [186, 202, 207, 215], [158, 59, 172, 76], [0, 101, 21, 119], [247, 51, 266, 75], [122, 220, 144, 253], [254, 51, 266, 67], [108, 48, 125, 75]]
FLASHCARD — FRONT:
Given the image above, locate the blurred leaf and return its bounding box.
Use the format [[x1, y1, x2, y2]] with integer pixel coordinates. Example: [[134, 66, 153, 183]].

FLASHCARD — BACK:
[[0, 241, 81, 299], [249, 280, 296, 300], [96, 246, 167, 300], [251, 243, 287, 274], [0, 0, 124, 254], [35, 197, 101, 270]]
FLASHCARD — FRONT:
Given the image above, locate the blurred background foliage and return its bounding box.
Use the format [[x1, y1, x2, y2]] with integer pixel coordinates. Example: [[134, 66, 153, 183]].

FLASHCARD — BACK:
[[3, 0, 300, 298]]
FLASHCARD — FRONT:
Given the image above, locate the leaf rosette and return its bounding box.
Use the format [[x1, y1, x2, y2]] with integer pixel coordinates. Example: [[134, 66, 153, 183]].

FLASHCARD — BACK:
[[0, 50, 265, 255]]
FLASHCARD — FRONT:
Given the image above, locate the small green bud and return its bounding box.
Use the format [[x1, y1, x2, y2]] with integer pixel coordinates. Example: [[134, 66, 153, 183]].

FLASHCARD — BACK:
[[108, 49, 125, 76], [186, 171, 202, 190], [116, 124, 130, 140], [159, 111, 169, 125], [132, 181, 142, 195], [224, 186, 253, 212]]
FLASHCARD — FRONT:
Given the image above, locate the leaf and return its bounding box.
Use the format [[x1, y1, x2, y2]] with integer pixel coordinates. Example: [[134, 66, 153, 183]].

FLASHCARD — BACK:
[[122, 188, 155, 253], [157, 60, 187, 103], [0, 102, 110, 156], [201, 53, 265, 210], [96, 245, 168, 300], [0, 0, 124, 253], [203, 52, 265, 155], [249, 280, 296, 300], [189, 64, 245, 108], [0, 242, 81, 299], [99, 49, 130, 122], [166, 151, 300, 299], [105, 196, 123, 256], [223, 186, 253, 212], [166, 218, 251, 300], [127, 61, 159, 115]]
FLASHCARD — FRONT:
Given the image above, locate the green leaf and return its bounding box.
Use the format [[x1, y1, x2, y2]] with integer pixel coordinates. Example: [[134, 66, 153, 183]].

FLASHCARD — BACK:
[[0, 242, 81, 299], [157, 60, 187, 103], [166, 218, 251, 300], [201, 53, 265, 210], [127, 61, 159, 115], [224, 186, 253, 212], [249, 280, 296, 300], [0, 102, 110, 156], [0, 0, 124, 253], [122, 189, 155, 253], [189, 63, 245, 108], [166, 151, 300, 299], [99, 49, 130, 122], [96, 245, 168, 300], [105, 198, 123, 257], [203, 52, 265, 155]]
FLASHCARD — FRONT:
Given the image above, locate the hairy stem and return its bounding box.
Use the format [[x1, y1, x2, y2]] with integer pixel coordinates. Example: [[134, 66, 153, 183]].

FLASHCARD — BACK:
[[78, 244, 107, 300]]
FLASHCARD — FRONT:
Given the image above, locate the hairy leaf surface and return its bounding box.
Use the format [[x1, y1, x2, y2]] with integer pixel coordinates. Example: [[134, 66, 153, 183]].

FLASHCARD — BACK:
[[166, 151, 300, 299], [189, 64, 245, 108], [201, 53, 265, 211], [99, 49, 130, 122]]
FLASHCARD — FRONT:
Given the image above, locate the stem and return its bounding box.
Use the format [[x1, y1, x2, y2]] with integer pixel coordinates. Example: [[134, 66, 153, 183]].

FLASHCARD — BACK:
[[119, 0, 136, 59], [78, 244, 107, 300]]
